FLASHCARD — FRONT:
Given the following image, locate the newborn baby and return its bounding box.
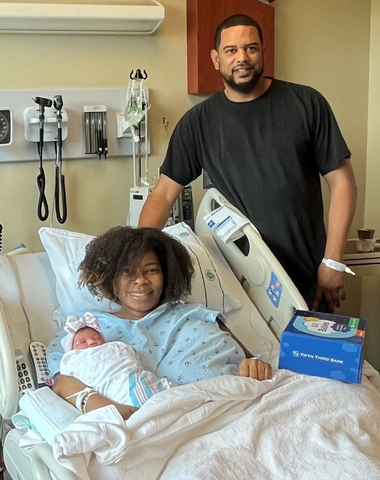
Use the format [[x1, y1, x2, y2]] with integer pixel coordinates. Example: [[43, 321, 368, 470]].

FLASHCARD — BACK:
[[60, 312, 170, 408]]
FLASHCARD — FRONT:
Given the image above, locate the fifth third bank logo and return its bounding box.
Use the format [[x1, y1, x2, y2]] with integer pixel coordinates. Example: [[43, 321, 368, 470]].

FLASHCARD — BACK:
[[292, 350, 300, 357]]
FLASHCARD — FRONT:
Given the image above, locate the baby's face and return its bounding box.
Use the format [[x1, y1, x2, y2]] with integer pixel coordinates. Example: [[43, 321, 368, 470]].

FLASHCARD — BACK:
[[73, 327, 105, 350]]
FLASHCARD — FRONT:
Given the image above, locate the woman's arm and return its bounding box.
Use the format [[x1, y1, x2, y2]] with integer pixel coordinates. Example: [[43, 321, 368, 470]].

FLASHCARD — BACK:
[[216, 318, 253, 358], [216, 318, 272, 380], [53, 373, 137, 420]]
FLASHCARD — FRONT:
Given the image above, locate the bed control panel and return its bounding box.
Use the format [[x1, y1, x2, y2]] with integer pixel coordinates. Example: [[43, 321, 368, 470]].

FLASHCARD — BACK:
[[29, 341, 49, 388], [15, 349, 35, 394]]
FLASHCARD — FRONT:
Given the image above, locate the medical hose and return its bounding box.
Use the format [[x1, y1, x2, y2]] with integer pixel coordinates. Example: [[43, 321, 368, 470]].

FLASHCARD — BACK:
[[37, 131, 49, 221], [54, 166, 67, 224]]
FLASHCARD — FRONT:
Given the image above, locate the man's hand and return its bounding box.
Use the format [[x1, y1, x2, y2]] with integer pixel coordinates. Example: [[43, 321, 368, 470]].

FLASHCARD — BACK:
[[237, 359, 272, 380], [312, 263, 346, 313]]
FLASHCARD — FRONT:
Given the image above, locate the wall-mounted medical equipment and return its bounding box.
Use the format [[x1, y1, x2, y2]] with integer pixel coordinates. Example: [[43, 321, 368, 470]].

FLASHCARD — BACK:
[[0, 1, 165, 35], [182, 185, 194, 230], [53, 95, 67, 224], [0, 108, 12, 146], [24, 99, 68, 144], [23, 95, 69, 222], [121, 70, 152, 227], [0, 88, 146, 163], [165, 196, 182, 228], [117, 69, 149, 143], [128, 186, 154, 227], [117, 70, 150, 185], [165, 185, 195, 230], [33, 96, 52, 222], [84, 106, 108, 159], [0, 87, 150, 164]]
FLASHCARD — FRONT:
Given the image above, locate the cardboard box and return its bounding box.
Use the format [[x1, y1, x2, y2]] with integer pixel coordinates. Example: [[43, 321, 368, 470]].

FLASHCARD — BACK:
[[279, 310, 366, 384]]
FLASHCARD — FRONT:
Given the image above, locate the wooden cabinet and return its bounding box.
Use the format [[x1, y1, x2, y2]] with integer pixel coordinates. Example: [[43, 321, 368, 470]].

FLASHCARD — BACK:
[[187, 0, 275, 95]]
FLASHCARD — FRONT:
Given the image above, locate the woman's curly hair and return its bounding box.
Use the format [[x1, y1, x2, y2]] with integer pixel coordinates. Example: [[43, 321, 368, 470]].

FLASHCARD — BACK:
[[78, 226, 195, 305]]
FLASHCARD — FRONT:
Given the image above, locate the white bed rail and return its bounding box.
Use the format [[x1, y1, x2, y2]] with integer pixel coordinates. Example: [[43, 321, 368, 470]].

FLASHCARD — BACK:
[[0, 295, 19, 420], [4, 429, 78, 480], [195, 188, 308, 339]]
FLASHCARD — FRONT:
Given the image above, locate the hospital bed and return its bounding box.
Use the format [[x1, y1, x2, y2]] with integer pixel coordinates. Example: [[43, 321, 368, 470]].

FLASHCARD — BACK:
[[0, 188, 379, 480]]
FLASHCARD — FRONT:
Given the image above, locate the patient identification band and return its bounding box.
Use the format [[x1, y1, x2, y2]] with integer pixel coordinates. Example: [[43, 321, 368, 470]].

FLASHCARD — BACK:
[[322, 258, 355, 275], [203, 205, 249, 243]]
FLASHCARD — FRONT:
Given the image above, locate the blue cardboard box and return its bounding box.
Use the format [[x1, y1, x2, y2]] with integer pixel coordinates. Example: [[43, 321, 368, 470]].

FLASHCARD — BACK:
[[279, 310, 366, 383]]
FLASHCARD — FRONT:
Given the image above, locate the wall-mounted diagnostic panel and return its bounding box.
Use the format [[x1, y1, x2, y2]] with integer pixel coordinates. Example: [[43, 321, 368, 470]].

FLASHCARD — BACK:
[[0, 88, 149, 163], [0, 109, 12, 146]]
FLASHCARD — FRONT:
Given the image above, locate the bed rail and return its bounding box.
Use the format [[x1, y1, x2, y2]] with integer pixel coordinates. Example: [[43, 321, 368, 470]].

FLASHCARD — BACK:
[[4, 429, 78, 480], [195, 188, 308, 339], [0, 295, 19, 420]]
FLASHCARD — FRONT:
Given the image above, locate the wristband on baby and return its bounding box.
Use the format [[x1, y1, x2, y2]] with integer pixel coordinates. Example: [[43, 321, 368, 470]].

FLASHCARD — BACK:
[[322, 258, 355, 276]]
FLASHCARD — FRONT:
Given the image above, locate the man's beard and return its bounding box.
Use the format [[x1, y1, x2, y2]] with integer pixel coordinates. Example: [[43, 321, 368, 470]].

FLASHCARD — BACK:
[[221, 64, 264, 95]]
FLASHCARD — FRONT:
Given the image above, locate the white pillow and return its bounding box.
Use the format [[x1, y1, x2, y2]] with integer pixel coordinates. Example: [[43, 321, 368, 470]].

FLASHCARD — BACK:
[[39, 224, 240, 318], [163, 223, 240, 314], [39, 227, 121, 320]]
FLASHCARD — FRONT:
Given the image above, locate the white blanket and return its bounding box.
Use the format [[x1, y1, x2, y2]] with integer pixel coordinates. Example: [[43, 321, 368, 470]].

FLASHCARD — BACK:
[[60, 341, 170, 407], [52, 367, 380, 480]]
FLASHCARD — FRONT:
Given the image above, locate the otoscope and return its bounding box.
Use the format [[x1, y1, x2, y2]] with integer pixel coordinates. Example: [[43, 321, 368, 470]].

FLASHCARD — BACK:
[[33, 96, 52, 221], [53, 95, 67, 223]]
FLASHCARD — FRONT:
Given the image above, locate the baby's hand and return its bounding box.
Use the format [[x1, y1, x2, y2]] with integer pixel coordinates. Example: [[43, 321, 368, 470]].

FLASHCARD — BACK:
[[237, 358, 272, 381]]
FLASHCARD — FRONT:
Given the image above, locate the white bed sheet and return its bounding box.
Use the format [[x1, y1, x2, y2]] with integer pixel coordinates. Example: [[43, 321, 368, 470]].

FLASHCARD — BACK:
[[50, 368, 380, 480]]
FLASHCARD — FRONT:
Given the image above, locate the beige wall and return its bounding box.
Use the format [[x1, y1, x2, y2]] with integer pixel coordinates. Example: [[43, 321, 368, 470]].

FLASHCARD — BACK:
[[365, 0, 380, 232], [0, 0, 372, 253]]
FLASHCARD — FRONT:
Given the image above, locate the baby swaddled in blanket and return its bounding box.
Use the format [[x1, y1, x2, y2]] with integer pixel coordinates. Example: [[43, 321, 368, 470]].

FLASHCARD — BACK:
[[60, 312, 171, 408]]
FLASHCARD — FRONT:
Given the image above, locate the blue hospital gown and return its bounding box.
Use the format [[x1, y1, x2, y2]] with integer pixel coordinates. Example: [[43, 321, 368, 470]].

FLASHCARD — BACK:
[[47, 302, 245, 385]]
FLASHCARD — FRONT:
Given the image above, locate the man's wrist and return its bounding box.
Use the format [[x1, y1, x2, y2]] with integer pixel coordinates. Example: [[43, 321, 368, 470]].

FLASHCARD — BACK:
[[322, 258, 355, 276]]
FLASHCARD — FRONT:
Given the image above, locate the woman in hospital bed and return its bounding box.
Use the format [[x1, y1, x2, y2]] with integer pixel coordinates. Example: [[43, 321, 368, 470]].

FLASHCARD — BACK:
[[48, 226, 272, 419]]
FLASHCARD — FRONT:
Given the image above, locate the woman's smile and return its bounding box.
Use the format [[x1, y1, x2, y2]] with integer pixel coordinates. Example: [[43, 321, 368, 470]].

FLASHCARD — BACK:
[[129, 290, 154, 301]]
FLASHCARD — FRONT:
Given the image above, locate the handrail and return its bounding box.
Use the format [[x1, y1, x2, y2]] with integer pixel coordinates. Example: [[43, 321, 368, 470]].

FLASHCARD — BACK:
[[0, 295, 19, 419]]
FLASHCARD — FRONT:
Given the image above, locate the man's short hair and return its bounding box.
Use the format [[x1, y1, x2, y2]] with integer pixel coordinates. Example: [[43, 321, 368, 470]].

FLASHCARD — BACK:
[[214, 14, 263, 51]]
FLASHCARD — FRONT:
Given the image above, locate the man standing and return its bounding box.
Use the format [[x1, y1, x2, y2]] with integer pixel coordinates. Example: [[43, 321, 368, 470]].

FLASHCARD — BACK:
[[139, 14, 357, 313]]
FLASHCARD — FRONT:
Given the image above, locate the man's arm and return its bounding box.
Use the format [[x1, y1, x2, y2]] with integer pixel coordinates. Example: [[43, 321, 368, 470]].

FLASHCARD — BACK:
[[312, 158, 357, 312], [138, 174, 184, 229]]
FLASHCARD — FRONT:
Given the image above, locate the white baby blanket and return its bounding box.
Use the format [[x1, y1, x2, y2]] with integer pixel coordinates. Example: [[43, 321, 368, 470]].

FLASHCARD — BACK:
[[60, 341, 170, 407]]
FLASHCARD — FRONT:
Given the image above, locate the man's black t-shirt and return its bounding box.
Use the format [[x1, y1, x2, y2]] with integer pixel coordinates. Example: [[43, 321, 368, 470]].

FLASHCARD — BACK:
[[160, 79, 351, 299]]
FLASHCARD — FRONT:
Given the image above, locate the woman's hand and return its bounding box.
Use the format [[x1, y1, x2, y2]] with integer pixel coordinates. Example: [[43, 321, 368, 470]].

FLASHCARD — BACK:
[[237, 359, 272, 380]]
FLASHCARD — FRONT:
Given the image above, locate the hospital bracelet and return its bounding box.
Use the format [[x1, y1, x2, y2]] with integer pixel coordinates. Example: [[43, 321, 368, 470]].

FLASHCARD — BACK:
[[322, 258, 355, 276], [250, 355, 262, 361], [81, 391, 97, 414], [66, 387, 96, 414]]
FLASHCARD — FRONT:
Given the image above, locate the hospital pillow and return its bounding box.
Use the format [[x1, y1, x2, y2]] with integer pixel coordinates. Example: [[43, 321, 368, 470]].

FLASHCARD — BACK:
[[163, 222, 240, 314], [39, 227, 121, 322], [39, 224, 240, 320]]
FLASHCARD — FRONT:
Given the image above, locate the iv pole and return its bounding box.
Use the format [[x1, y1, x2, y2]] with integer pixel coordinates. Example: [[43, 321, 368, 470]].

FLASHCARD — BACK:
[[123, 69, 149, 188]]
